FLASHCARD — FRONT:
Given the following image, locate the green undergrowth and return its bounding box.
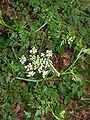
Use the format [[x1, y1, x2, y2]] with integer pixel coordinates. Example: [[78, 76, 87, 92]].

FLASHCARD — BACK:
[[0, 0, 90, 120]]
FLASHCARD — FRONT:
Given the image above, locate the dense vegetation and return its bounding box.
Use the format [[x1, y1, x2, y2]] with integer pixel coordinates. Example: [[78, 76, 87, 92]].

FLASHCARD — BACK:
[[0, 0, 90, 120]]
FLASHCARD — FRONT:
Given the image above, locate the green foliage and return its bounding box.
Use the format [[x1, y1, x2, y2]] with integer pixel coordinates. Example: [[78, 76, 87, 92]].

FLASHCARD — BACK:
[[0, 0, 89, 119]]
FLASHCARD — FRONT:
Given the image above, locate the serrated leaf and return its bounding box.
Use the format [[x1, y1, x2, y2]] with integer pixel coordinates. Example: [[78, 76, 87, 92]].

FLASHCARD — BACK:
[[24, 111, 31, 118], [35, 110, 41, 117]]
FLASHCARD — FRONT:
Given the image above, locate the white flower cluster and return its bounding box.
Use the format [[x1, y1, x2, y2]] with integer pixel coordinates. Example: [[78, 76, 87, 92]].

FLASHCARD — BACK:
[[19, 55, 26, 64], [67, 34, 75, 46], [19, 47, 53, 78], [19, 47, 60, 79]]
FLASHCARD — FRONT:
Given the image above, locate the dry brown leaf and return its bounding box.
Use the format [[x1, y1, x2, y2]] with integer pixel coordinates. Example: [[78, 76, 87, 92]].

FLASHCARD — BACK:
[[82, 110, 87, 118], [21, 17, 28, 24], [16, 110, 24, 120], [27, 102, 32, 107], [51, 53, 61, 72], [76, 118, 79, 120], [81, 59, 86, 70], [12, 102, 24, 120], [82, 87, 86, 94], [15, 101, 22, 113], [1, 0, 14, 20], [54, 80, 59, 86], [86, 72, 90, 79], [0, 26, 5, 35], [41, 115, 47, 120], [62, 51, 72, 69]]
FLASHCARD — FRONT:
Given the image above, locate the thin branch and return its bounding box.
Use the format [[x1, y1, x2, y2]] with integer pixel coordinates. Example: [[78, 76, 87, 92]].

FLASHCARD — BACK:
[[34, 16, 52, 33], [34, 21, 48, 33]]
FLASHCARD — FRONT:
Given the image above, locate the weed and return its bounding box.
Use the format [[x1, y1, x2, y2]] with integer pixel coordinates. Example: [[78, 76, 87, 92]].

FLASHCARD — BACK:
[[0, 0, 90, 120]]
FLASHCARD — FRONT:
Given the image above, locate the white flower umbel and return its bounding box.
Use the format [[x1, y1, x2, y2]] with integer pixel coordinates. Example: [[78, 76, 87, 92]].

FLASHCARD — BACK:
[[30, 47, 37, 54], [20, 47, 60, 79], [19, 55, 26, 64]]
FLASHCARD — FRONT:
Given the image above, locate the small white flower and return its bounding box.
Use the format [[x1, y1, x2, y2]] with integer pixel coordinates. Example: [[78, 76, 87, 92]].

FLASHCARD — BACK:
[[33, 57, 40, 69], [28, 63, 33, 70], [47, 58, 50, 67], [37, 55, 40, 59], [43, 58, 46, 64], [45, 65, 47, 69], [46, 50, 52, 58], [38, 63, 43, 73], [27, 68, 30, 72], [41, 63, 44, 69], [30, 47, 37, 54], [44, 61, 49, 68], [32, 47, 37, 54], [25, 63, 33, 72], [38, 68, 42, 73], [40, 58, 43, 63], [46, 61, 48, 66], [47, 64, 50, 67], [30, 50, 32, 53], [34, 65, 38, 70], [19, 55, 26, 64], [30, 55, 36, 60], [27, 71, 35, 77], [25, 66, 27, 69], [41, 53, 45, 57], [42, 71, 48, 78]]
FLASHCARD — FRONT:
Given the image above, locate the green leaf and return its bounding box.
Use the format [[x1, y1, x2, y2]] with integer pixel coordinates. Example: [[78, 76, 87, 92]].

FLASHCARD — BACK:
[[64, 96, 69, 105], [55, 104, 62, 116], [83, 48, 90, 55], [24, 111, 31, 118], [35, 110, 41, 117]]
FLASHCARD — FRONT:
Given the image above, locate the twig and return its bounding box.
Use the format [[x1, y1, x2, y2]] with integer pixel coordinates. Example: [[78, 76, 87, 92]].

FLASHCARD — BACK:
[[34, 21, 48, 33], [34, 16, 52, 33]]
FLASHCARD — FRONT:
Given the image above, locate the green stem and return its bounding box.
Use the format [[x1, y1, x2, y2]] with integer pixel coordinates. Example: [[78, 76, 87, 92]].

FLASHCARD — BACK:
[[0, 19, 18, 31], [61, 72, 72, 75], [32, 32, 35, 47], [51, 110, 59, 120], [12, 47, 18, 60], [16, 75, 56, 83], [3, 22, 18, 31], [16, 77, 42, 82], [0, 103, 7, 108]]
